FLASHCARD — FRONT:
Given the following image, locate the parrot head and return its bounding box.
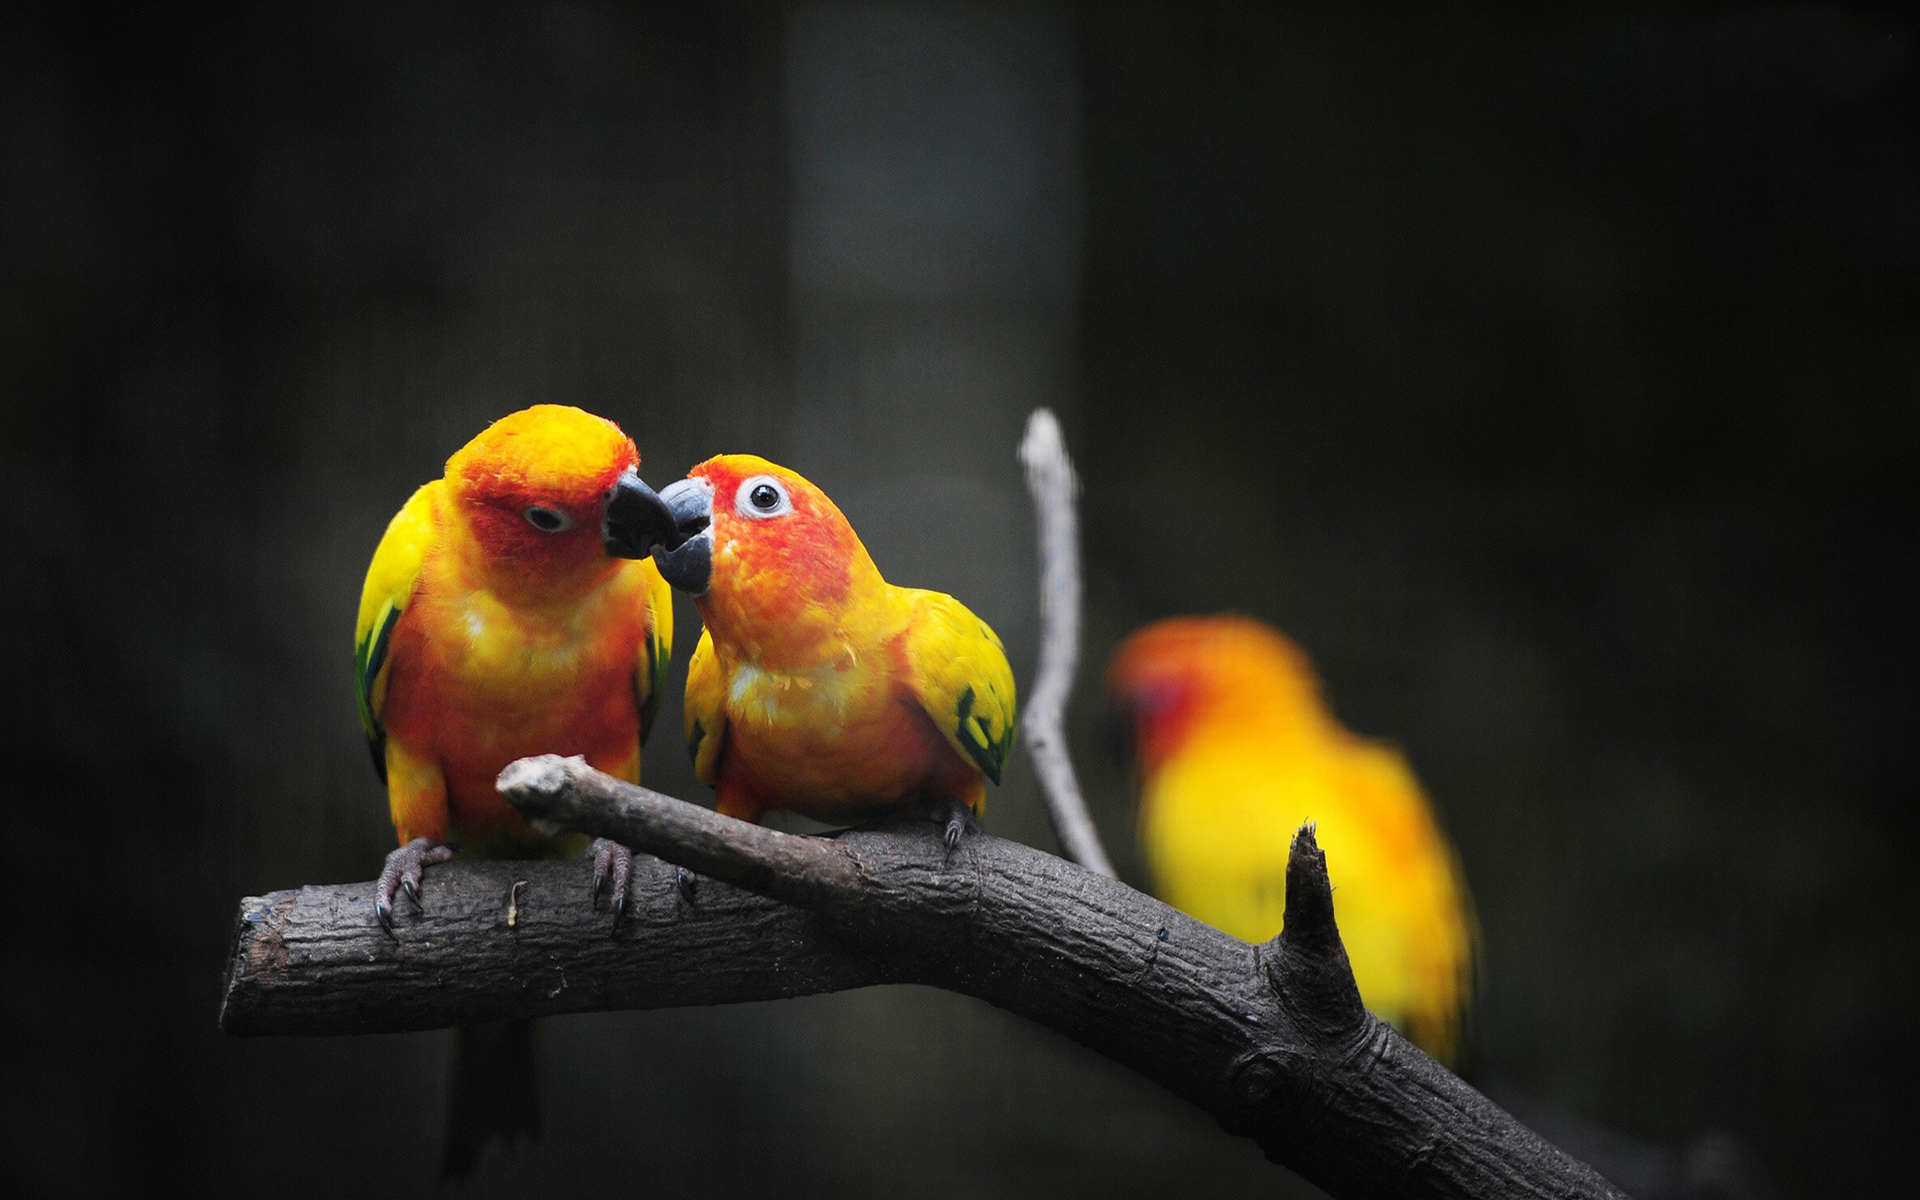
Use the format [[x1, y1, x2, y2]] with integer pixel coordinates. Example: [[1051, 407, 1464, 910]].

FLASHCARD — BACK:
[[1106, 615, 1330, 775], [443, 404, 683, 584], [649, 453, 878, 622]]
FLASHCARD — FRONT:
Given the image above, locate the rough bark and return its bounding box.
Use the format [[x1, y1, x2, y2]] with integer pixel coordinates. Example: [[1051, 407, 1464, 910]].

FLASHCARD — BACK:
[[221, 756, 1626, 1200]]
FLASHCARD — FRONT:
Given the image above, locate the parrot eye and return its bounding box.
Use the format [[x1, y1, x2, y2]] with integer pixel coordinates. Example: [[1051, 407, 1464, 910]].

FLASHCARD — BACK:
[[736, 476, 792, 520], [524, 505, 575, 533], [1131, 682, 1185, 724]]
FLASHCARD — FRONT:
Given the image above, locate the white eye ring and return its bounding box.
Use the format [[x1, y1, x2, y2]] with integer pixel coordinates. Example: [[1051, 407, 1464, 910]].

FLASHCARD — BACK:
[[524, 505, 576, 533], [735, 475, 792, 520]]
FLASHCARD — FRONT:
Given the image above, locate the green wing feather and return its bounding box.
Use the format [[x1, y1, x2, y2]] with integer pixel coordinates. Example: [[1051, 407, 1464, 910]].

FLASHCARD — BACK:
[[355, 601, 402, 781], [901, 589, 1017, 785], [683, 628, 728, 785], [634, 561, 675, 750], [354, 482, 440, 784]]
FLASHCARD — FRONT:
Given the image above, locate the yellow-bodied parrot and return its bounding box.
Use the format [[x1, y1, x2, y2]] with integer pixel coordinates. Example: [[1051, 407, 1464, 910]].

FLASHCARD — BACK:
[[645, 454, 1015, 845], [353, 403, 681, 1173], [1107, 615, 1476, 1065]]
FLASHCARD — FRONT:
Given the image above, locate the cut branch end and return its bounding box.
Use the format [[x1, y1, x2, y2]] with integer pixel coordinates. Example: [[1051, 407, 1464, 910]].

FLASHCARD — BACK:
[[1282, 821, 1340, 951], [1264, 821, 1368, 1044]]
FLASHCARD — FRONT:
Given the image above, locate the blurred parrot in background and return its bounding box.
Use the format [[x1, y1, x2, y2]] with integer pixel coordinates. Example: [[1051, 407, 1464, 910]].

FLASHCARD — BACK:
[[352, 403, 681, 1175], [645, 454, 1015, 845], [1107, 615, 1476, 1066]]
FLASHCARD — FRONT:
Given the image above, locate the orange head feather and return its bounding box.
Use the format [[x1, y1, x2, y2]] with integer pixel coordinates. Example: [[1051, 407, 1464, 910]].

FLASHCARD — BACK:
[[680, 455, 882, 655], [1106, 615, 1332, 774], [444, 404, 642, 587]]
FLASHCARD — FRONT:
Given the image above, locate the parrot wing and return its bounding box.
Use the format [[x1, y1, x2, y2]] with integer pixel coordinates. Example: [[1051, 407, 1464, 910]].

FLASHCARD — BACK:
[[634, 562, 675, 748], [899, 588, 1017, 785], [1338, 739, 1479, 1064], [684, 627, 728, 785], [354, 481, 442, 783]]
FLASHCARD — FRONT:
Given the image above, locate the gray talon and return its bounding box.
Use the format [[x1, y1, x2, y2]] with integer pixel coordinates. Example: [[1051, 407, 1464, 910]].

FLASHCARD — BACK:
[[374, 837, 453, 936], [933, 797, 970, 853], [589, 838, 635, 920]]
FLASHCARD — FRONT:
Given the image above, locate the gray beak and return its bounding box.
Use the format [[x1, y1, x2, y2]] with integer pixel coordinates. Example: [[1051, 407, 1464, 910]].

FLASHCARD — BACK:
[[653, 477, 713, 594]]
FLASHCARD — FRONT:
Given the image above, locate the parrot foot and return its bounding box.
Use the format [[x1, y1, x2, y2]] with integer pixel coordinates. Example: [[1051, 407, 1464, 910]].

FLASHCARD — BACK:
[[675, 866, 698, 904], [376, 837, 456, 937], [588, 838, 635, 919], [929, 797, 974, 854]]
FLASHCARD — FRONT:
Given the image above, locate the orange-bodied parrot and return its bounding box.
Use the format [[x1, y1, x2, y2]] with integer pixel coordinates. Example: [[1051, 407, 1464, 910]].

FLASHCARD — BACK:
[[1107, 615, 1476, 1065], [352, 403, 681, 1173], [646, 455, 1015, 845]]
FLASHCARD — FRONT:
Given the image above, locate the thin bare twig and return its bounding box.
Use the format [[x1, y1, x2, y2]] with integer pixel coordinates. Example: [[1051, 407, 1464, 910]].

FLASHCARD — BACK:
[[1017, 409, 1117, 877], [503, 756, 863, 907]]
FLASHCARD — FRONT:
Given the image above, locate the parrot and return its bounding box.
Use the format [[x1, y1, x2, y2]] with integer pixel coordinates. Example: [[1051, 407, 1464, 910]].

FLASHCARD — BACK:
[[1106, 615, 1476, 1066], [352, 402, 683, 1174], [643, 454, 1016, 845]]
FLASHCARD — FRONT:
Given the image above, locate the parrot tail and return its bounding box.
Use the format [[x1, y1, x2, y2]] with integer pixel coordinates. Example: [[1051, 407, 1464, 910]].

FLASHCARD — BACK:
[[440, 1017, 542, 1179]]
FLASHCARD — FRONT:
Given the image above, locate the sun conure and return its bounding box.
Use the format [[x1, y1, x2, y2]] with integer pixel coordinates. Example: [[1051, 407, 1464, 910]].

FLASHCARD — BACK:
[[1107, 615, 1477, 1065], [352, 403, 682, 1174], [646, 455, 1016, 844]]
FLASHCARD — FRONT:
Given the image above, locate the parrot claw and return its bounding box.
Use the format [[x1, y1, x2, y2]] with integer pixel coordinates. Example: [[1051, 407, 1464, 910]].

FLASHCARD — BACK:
[[375, 837, 455, 937], [930, 797, 973, 855], [675, 866, 698, 904], [588, 839, 634, 920]]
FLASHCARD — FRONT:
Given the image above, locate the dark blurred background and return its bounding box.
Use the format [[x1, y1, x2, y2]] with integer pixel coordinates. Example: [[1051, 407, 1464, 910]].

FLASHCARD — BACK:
[[4, 3, 1911, 1197]]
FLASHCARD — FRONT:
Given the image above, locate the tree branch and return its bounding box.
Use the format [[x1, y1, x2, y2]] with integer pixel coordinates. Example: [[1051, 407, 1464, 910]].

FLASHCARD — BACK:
[[511, 756, 865, 907], [224, 412, 1627, 1197], [223, 758, 1625, 1200], [1018, 408, 1117, 878]]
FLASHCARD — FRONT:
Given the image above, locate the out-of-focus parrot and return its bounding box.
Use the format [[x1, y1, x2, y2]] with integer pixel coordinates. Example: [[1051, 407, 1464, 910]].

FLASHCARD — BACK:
[[352, 403, 682, 1174], [1107, 615, 1476, 1065], [644, 454, 1015, 844]]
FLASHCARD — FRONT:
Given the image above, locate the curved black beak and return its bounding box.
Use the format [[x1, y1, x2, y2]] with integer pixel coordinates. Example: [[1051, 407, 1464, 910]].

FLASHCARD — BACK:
[[602, 468, 679, 559], [653, 477, 714, 594]]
